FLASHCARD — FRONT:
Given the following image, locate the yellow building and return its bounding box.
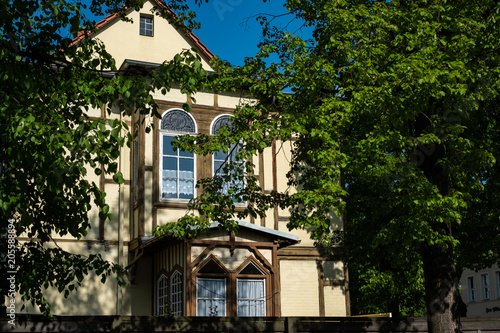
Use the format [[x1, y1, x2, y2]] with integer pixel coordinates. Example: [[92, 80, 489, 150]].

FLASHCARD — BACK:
[[16, 0, 348, 318]]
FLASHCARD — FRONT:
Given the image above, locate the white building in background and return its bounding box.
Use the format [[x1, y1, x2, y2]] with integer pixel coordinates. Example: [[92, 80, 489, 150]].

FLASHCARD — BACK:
[[461, 265, 500, 317]]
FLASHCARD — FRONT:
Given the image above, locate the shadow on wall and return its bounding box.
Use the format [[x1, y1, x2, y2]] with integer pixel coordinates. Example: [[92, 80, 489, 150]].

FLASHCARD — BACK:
[[4, 316, 431, 333]]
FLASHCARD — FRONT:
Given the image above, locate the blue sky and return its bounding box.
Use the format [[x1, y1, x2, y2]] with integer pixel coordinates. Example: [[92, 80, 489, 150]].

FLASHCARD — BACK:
[[192, 0, 288, 65]]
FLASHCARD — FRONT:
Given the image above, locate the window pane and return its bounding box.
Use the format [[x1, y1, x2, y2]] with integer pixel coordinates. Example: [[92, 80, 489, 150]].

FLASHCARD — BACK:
[[162, 155, 178, 198], [214, 150, 227, 161], [179, 149, 193, 157], [157, 275, 168, 316], [496, 272, 500, 299], [171, 272, 183, 316], [237, 279, 265, 317], [163, 156, 177, 173], [162, 179, 177, 198], [179, 179, 194, 199], [162, 109, 196, 132], [229, 144, 239, 161], [212, 115, 233, 135], [214, 160, 224, 175], [179, 158, 194, 176], [468, 277, 476, 302], [197, 278, 226, 316], [140, 16, 153, 36], [179, 158, 194, 198], [482, 274, 490, 300], [199, 260, 226, 274], [163, 136, 175, 156], [239, 262, 264, 275]]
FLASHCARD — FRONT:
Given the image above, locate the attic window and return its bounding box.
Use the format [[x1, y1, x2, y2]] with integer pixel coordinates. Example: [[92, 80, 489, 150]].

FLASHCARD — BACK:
[[140, 15, 153, 36]]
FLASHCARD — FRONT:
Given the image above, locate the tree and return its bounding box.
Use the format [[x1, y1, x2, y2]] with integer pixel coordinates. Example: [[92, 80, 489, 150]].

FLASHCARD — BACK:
[[346, 172, 428, 317], [163, 1, 500, 332], [0, 0, 206, 316]]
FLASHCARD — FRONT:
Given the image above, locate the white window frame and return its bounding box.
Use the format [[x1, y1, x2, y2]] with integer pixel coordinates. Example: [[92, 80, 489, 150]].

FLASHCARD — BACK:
[[157, 274, 168, 316], [196, 277, 227, 316], [237, 278, 266, 317], [481, 273, 490, 300], [170, 270, 183, 316], [467, 276, 476, 302], [159, 109, 197, 202], [210, 114, 245, 204], [140, 15, 153, 36]]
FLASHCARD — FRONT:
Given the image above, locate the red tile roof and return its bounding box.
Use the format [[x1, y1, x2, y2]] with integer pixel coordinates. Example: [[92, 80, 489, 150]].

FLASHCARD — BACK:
[[71, 0, 214, 61]]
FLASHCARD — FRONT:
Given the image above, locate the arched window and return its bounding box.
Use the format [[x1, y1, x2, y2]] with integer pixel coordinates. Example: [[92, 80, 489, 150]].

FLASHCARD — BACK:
[[211, 114, 234, 135], [157, 274, 168, 316], [211, 115, 244, 202], [160, 109, 196, 200], [170, 270, 183, 316]]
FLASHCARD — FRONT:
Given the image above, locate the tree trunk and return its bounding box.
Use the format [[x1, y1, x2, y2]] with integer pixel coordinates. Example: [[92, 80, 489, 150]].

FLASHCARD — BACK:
[[418, 140, 463, 333], [422, 241, 462, 333]]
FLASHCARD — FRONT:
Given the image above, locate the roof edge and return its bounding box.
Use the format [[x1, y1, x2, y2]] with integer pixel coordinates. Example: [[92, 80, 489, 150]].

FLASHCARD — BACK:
[[208, 221, 300, 243], [139, 220, 300, 252], [71, 0, 214, 62]]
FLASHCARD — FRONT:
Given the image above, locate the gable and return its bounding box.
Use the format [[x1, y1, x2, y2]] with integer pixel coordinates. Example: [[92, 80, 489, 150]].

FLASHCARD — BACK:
[[82, 0, 214, 70]]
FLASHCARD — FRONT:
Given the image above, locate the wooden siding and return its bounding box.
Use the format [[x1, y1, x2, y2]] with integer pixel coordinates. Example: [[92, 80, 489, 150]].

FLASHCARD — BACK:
[[153, 242, 187, 315], [154, 242, 186, 277]]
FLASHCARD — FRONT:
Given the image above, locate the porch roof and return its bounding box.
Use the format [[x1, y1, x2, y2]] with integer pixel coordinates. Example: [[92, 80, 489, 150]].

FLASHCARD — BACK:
[[138, 220, 300, 252]]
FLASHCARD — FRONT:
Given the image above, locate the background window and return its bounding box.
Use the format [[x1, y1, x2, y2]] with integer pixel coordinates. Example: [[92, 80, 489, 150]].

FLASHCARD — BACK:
[[140, 16, 153, 36], [468, 276, 476, 302], [496, 271, 500, 299], [481, 274, 490, 300], [237, 279, 266, 316], [157, 274, 168, 316], [495, 271, 500, 298], [160, 109, 196, 200], [197, 278, 226, 316], [170, 271, 183, 316]]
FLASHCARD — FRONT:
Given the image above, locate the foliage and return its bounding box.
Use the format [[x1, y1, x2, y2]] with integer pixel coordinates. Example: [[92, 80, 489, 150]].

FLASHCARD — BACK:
[[0, 0, 206, 317], [346, 173, 427, 316], [160, 0, 500, 329]]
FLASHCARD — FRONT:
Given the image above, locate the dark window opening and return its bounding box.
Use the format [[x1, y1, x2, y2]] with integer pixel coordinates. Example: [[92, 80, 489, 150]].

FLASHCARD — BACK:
[[140, 16, 153, 36]]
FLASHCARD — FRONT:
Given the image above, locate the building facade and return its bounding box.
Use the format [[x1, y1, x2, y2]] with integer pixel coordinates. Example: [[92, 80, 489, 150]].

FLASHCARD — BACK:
[[460, 265, 500, 318], [13, 0, 348, 318]]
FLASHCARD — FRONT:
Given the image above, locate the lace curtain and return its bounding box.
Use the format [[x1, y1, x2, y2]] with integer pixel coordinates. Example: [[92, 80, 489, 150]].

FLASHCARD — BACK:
[[197, 278, 226, 316], [237, 279, 265, 316]]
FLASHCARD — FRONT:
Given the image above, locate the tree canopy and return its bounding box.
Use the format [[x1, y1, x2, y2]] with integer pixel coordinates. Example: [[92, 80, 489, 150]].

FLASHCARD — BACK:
[[163, 1, 500, 332], [0, 0, 207, 316]]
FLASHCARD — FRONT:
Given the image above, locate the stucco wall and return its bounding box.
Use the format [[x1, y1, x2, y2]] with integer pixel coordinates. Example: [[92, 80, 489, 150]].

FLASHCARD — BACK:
[[461, 264, 500, 318], [92, 1, 213, 70]]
